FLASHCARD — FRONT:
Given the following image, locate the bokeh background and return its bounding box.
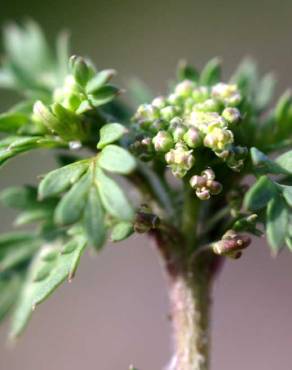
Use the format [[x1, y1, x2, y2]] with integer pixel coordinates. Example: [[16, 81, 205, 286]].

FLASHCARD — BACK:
[[1, 1, 292, 369]]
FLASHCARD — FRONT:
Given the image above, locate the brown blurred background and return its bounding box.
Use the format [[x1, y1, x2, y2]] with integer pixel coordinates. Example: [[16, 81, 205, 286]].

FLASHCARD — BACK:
[[1, 0, 292, 369]]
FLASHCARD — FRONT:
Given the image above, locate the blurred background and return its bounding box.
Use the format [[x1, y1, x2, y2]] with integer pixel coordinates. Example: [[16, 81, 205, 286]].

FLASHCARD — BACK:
[[1, 0, 292, 369]]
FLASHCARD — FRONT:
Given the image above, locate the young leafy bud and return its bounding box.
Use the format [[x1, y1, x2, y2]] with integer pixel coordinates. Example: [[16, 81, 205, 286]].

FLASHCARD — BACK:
[[222, 107, 241, 124], [134, 209, 160, 233], [212, 231, 251, 257], [152, 131, 174, 152], [183, 127, 202, 148], [70, 55, 90, 87], [33, 101, 59, 133]]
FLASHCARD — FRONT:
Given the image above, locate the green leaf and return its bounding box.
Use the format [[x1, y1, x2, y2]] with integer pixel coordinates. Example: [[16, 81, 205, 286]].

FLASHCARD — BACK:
[[0, 274, 21, 322], [89, 85, 120, 106], [250, 147, 289, 175], [282, 186, 292, 207], [0, 186, 37, 209], [286, 235, 292, 251], [177, 61, 199, 82], [10, 237, 86, 338], [231, 58, 258, 95], [0, 135, 66, 168], [200, 58, 221, 86], [97, 123, 127, 149], [55, 171, 91, 225], [274, 90, 292, 138], [96, 168, 134, 221], [266, 196, 288, 253], [70, 55, 90, 87], [275, 151, 292, 173], [0, 232, 40, 272], [0, 241, 40, 273], [15, 208, 53, 226], [98, 145, 136, 174], [83, 186, 106, 249], [56, 31, 70, 81], [0, 112, 28, 133], [256, 73, 276, 111], [111, 222, 133, 242], [86, 69, 116, 94], [39, 160, 89, 199], [244, 176, 279, 211]]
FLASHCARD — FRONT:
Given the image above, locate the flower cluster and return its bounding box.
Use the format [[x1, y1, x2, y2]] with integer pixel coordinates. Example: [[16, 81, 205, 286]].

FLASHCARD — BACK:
[[132, 79, 248, 181], [190, 168, 222, 200]]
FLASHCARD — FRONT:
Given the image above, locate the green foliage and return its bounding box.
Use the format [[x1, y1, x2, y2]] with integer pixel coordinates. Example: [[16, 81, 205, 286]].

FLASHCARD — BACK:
[[11, 236, 86, 337]]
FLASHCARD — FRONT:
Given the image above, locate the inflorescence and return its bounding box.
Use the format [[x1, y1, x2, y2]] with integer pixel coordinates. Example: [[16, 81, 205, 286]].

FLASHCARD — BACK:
[[132, 79, 249, 199]]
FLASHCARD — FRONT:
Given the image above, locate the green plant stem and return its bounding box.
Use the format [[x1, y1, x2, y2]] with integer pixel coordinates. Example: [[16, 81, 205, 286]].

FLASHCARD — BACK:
[[182, 184, 200, 250]]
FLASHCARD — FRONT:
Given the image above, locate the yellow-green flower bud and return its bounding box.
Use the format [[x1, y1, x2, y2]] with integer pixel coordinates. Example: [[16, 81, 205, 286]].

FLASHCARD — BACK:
[[165, 143, 195, 178], [211, 83, 241, 106], [183, 127, 202, 148], [175, 80, 195, 97], [222, 107, 241, 124], [195, 98, 220, 113], [192, 86, 209, 102], [152, 96, 167, 109], [172, 124, 187, 142], [152, 131, 174, 152], [160, 106, 177, 121], [135, 104, 159, 122], [204, 127, 234, 151]]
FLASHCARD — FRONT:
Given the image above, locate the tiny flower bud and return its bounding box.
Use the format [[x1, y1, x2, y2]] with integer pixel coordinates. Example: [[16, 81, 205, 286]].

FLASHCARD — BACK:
[[160, 106, 177, 121], [208, 181, 223, 195], [165, 143, 195, 178], [175, 80, 195, 97], [201, 168, 215, 181], [152, 96, 167, 108], [183, 127, 202, 148], [192, 86, 209, 102], [204, 127, 234, 151], [195, 99, 220, 113], [222, 107, 241, 124], [196, 188, 210, 200], [211, 83, 241, 106], [172, 124, 187, 142], [190, 175, 206, 189], [152, 131, 174, 152]]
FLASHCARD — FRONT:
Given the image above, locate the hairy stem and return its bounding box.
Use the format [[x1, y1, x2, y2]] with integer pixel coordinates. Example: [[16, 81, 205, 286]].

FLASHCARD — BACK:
[[168, 256, 213, 370]]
